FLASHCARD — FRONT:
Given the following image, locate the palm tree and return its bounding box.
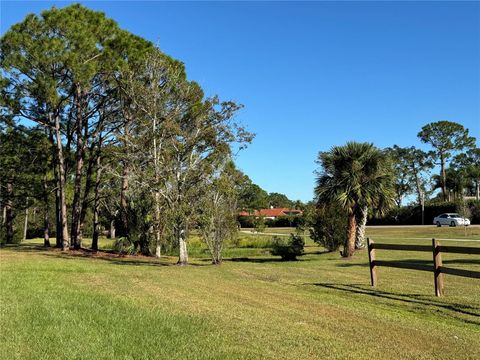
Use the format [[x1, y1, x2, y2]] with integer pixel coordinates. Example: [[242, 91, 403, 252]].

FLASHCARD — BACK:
[[315, 142, 395, 257]]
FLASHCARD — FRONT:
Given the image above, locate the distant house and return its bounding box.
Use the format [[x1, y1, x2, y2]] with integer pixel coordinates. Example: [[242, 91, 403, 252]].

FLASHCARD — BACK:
[[238, 207, 303, 220]]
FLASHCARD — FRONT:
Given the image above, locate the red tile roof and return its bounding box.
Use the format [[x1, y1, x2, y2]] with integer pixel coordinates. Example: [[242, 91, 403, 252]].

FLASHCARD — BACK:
[[238, 208, 303, 217]]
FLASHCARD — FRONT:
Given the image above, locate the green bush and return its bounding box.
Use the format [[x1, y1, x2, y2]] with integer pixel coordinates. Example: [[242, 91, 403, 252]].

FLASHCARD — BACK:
[[113, 237, 136, 255], [310, 202, 347, 252], [270, 234, 304, 261]]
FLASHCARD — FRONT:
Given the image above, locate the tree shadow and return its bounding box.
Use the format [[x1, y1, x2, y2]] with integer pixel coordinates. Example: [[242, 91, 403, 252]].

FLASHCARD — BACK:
[[307, 282, 480, 325], [1, 243, 50, 253], [306, 250, 333, 255], [2, 243, 208, 267], [225, 256, 312, 263]]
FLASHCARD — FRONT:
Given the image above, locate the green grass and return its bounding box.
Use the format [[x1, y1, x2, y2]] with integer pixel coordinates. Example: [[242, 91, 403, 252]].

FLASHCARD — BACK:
[[0, 226, 479, 359]]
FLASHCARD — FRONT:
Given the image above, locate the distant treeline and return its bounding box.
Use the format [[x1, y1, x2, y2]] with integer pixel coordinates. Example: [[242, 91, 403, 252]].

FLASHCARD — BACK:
[[368, 200, 480, 225]]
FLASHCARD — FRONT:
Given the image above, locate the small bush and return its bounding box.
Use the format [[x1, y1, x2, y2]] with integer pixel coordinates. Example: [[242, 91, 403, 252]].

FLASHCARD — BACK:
[[113, 237, 136, 255], [270, 234, 304, 261]]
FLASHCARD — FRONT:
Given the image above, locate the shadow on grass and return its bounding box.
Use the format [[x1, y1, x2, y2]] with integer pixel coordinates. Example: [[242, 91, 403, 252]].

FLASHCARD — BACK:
[[1, 243, 208, 267], [309, 282, 480, 325], [1, 243, 49, 253], [224, 256, 313, 263]]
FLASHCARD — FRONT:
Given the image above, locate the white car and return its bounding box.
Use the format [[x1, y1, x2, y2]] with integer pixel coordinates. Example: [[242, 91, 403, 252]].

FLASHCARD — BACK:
[[433, 213, 470, 227]]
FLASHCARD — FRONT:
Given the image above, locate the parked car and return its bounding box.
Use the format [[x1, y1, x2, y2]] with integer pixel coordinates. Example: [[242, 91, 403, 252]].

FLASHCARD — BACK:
[[433, 213, 470, 227]]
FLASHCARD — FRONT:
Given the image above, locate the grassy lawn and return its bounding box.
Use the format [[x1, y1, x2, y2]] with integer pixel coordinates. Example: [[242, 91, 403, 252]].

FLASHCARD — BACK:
[[0, 227, 479, 359]]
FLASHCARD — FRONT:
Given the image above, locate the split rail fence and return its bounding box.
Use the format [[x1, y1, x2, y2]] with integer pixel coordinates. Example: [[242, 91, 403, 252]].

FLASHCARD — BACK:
[[367, 238, 480, 296]]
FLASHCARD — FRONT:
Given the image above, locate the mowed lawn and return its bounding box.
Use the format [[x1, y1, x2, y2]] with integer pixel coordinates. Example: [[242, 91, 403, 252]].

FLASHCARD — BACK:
[[0, 227, 479, 359]]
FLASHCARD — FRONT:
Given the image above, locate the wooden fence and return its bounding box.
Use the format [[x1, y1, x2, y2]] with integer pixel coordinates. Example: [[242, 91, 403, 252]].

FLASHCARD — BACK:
[[367, 238, 480, 296]]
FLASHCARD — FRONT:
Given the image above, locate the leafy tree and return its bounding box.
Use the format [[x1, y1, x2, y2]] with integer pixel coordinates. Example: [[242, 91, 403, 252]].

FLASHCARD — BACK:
[[1, 4, 153, 250], [267, 192, 293, 208], [237, 176, 269, 212], [452, 148, 480, 200], [385, 146, 414, 206], [404, 147, 435, 205], [198, 162, 239, 265], [0, 126, 46, 244], [120, 50, 252, 264], [315, 142, 395, 257], [386, 145, 435, 206], [432, 168, 467, 201], [418, 121, 476, 201]]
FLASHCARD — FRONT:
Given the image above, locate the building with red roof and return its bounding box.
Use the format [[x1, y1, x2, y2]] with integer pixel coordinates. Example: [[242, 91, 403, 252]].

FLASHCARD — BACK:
[[238, 207, 303, 220]]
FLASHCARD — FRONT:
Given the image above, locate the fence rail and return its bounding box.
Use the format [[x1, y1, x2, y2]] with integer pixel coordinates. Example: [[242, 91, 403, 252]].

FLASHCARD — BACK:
[[367, 238, 480, 296]]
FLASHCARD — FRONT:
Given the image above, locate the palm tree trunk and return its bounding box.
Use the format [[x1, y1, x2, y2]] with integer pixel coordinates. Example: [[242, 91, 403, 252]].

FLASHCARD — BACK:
[[344, 212, 356, 257], [355, 206, 368, 249], [52, 113, 69, 250]]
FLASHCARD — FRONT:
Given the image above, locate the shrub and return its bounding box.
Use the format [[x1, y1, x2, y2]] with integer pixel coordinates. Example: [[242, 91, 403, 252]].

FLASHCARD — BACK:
[[253, 216, 267, 233], [469, 200, 480, 224], [310, 201, 347, 252], [238, 215, 255, 228], [270, 234, 304, 261], [113, 237, 136, 255]]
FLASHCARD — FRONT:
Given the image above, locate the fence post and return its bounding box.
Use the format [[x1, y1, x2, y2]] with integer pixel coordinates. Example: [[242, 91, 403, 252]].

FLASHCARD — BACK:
[[432, 238, 444, 297], [367, 238, 377, 287]]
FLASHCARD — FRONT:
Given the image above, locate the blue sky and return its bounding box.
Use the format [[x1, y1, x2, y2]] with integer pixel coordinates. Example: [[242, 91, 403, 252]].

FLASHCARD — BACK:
[[2, 1, 479, 202]]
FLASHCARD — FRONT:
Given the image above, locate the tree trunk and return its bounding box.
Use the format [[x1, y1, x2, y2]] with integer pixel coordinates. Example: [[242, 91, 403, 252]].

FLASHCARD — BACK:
[[53, 113, 69, 251], [120, 163, 129, 240], [413, 169, 423, 206], [5, 179, 14, 244], [120, 110, 131, 241], [49, 129, 62, 248], [476, 179, 479, 201], [91, 151, 102, 252], [152, 112, 161, 259], [77, 144, 97, 248], [355, 206, 368, 249], [55, 179, 62, 247], [154, 193, 161, 258], [70, 87, 86, 250], [109, 220, 116, 239], [177, 225, 188, 265], [343, 212, 356, 258], [43, 171, 50, 247], [23, 205, 28, 241], [440, 154, 447, 201]]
